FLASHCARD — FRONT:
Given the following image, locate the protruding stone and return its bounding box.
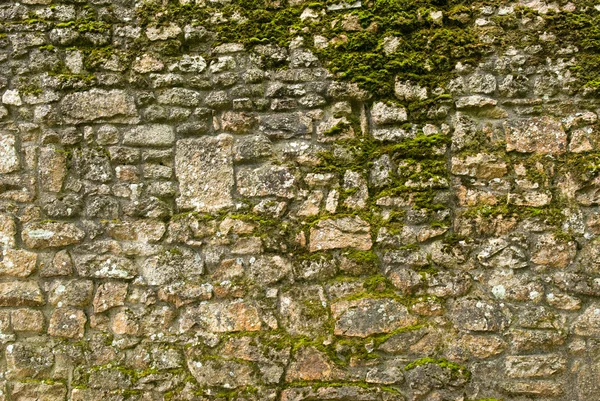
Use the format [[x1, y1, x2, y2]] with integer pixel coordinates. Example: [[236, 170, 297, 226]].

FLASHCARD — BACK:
[[573, 304, 600, 336], [180, 301, 262, 333], [22, 221, 85, 248], [371, 101, 407, 125], [11, 309, 44, 332], [0, 214, 16, 249], [175, 135, 235, 212], [451, 299, 509, 332], [10, 382, 67, 401], [504, 116, 567, 154], [505, 354, 567, 378], [309, 216, 372, 252]]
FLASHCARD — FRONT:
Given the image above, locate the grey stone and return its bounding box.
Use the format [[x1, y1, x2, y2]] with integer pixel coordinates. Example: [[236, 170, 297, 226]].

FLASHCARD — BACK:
[[123, 124, 174, 147], [237, 163, 296, 198], [60, 89, 137, 123], [175, 135, 235, 212], [0, 133, 19, 174], [505, 116, 567, 154]]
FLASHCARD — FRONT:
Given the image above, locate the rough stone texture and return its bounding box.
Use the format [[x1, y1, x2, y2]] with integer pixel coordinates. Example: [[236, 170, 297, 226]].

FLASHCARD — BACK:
[[1, 1, 600, 400], [175, 135, 234, 212], [505, 116, 567, 154]]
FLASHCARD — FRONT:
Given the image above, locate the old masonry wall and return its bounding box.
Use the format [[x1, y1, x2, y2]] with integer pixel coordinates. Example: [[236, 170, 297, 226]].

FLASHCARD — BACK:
[[2, 0, 600, 400]]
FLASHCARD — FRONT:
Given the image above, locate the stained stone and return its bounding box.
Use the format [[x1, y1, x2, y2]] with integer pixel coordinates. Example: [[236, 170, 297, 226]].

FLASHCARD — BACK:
[[60, 89, 137, 123]]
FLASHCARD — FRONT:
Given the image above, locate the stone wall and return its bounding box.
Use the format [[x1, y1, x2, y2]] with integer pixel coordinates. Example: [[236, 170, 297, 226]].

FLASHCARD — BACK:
[[1, 0, 600, 400]]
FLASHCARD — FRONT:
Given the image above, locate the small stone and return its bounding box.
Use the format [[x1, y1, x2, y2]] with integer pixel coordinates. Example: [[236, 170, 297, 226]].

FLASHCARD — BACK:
[[132, 53, 164, 73], [285, 346, 333, 382], [0, 214, 16, 249], [309, 216, 372, 252], [93, 282, 128, 313], [11, 309, 44, 332], [10, 382, 66, 401], [451, 299, 509, 332], [451, 153, 507, 179], [0, 281, 44, 306], [505, 116, 567, 154], [0, 133, 19, 174], [146, 23, 182, 41], [175, 135, 235, 212], [0, 249, 37, 277], [455, 95, 497, 108], [123, 124, 174, 147], [73, 254, 136, 280], [112, 309, 139, 335], [394, 79, 427, 101], [22, 221, 85, 248], [40, 250, 73, 277], [2, 89, 22, 106], [48, 308, 86, 339]]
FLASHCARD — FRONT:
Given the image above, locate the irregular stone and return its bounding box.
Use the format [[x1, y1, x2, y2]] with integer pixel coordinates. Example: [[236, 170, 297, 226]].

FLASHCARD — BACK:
[[505, 354, 566, 378], [47, 279, 93, 307], [0, 214, 16, 249], [247, 255, 292, 285], [48, 307, 86, 339], [0, 133, 19, 174], [285, 346, 334, 382], [2, 89, 22, 106], [451, 299, 509, 332], [507, 329, 567, 352], [39, 147, 67, 192], [457, 334, 506, 358], [0, 281, 44, 306], [11, 309, 44, 332], [141, 247, 203, 285], [157, 88, 201, 107], [146, 23, 182, 41], [451, 153, 507, 179], [279, 285, 329, 336], [281, 386, 398, 401], [500, 381, 562, 397], [73, 254, 136, 279], [573, 304, 600, 336], [93, 282, 128, 313], [60, 89, 137, 123], [455, 95, 497, 108], [175, 135, 235, 212], [237, 163, 297, 198], [10, 382, 67, 401], [22, 221, 85, 248], [5, 342, 54, 379], [233, 134, 273, 161], [530, 233, 576, 268], [342, 170, 368, 209], [180, 301, 262, 332], [331, 298, 418, 337], [187, 356, 255, 388], [504, 116, 567, 154], [394, 79, 427, 101], [41, 250, 73, 277], [123, 124, 174, 147], [309, 216, 372, 252], [0, 249, 36, 277], [371, 101, 407, 125]]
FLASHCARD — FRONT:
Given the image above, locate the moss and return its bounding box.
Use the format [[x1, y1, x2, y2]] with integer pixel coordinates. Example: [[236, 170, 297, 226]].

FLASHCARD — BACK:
[[405, 357, 471, 380]]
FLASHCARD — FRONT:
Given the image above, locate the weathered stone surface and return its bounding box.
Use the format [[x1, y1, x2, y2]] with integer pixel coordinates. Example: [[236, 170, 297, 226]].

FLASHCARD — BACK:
[[331, 298, 418, 337], [309, 216, 372, 252], [0, 214, 16, 249], [73, 254, 136, 279], [371, 101, 407, 125], [93, 281, 128, 313], [5, 342, 54, 379], [279, 285, 329, 336], [48, 307, 86, 339], [47, 279, 93, 307], [530, 233, 576, 268], [285, 346, 334, 382], [0, 249, 36, 277], [451, 153, 507, 180], [180, 301, 262, 332], [504, 116, 567, 154], [175, 135, 235, 212], [22, 221, 85, 248], [573, 304, 600, 336], [123, 124, 174, 146], [0, 133, 19, 174], [60, 89, 137, 123], [38, 147, 67, 193], [10, 381, 66, 401], [11, 309, 44, 332], [0, 282, 44, 306], [141, 247, 203, 285], [505, 354, 566, 378], [451, 299, 509, 332], [187, 355, 255, 388], [237, 163, 297, 198]]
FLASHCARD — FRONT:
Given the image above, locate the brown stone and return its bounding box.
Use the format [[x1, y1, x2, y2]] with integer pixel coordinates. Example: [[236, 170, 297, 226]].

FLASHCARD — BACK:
[[285, 346, 334, 382], [11, 309, 44, 332], [0, 249, 36, 277], [93, 281, 128, 313], [48, 308, 86, 339], [309, 216, 372, 252], [0, 214, 16, 249], [504, 116, 567, 154], [22, 221, 85, 248], [39, 147, 67, 192], [180, 300, 262, 333], [0, 281, 44, 306]]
